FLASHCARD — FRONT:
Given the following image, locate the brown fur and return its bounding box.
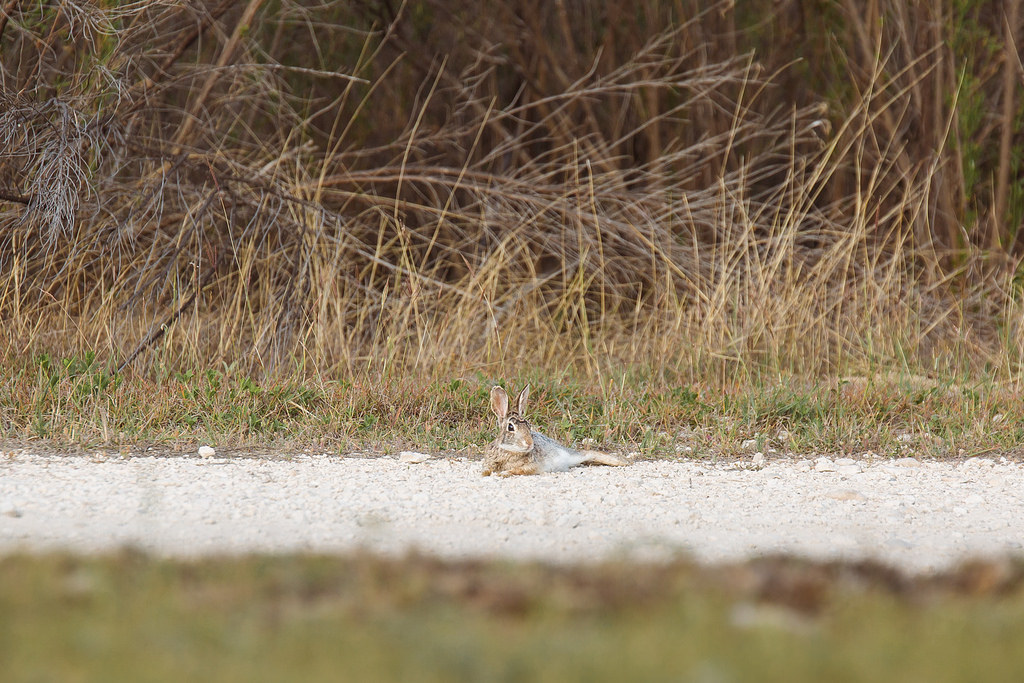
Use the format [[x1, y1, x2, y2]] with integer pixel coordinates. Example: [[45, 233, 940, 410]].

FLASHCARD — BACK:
[[481, 385, 537, 476]]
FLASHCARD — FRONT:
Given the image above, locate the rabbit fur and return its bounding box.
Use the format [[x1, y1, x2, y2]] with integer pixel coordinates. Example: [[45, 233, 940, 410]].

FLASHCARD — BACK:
[[481, 384, 628, 476]]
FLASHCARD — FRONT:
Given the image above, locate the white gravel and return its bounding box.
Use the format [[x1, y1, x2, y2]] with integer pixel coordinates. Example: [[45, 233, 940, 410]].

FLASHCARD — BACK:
[[2, 451, 1023, 573]]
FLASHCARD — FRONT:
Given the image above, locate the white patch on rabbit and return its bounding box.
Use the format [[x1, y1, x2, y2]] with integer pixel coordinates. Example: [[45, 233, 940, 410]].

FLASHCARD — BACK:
[[533, 433, 590, 472], [498, 443, 531, 453]]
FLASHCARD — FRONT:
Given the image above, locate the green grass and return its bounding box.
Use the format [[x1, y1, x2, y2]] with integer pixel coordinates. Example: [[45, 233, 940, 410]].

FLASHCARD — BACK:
[[2, 553, 1024, 682], [3, 352, 1023, 460]]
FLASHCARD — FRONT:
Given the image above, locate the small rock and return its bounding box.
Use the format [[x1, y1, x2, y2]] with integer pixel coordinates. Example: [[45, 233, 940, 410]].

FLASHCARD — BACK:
[[993, 413, 1005, 424], [775, 429, 791, 442], [834, 457, 856, 466], [837, 463, 863, 475], [814, 457, 836, 472], [741, 439, 758, 451], [198, 446, 216, 459], [752, 452, 766, 466], [896, 432, 915, 443], [893, 456, 921, 467], [794, 459, 812, 472], [399, 451, 431, 463]]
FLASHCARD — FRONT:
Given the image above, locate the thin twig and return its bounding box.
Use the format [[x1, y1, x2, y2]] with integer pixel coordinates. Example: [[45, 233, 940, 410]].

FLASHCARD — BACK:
[[0, 189, 30, 204], [175, 0, 267, 147], [0, 0, 18, 45], [995, 1, 1021, 247], [115, 265, 216, 375], [122, 0, 237, 115]]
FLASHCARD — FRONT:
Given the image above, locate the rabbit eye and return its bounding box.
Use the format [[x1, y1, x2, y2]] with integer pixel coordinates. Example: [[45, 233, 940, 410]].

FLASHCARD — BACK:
[[507, 421, 515, 432]]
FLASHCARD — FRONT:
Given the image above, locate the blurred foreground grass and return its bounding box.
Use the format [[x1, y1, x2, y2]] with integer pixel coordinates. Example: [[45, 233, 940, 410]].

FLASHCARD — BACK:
[[2, 552, 1024, 682]]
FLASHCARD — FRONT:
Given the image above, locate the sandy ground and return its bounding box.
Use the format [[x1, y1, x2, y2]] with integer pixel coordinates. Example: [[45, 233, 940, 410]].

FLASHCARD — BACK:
[[2, 451, 1023, 573]]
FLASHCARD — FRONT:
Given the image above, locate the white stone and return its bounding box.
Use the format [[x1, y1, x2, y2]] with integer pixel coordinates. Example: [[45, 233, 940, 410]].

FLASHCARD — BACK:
[[837, 463, 863, 475], [198, 446, 216, 459], [752, 452, 766, 466], [741, 439, 758, 451], [398, 451, 431, 464], [814, 457, 836, 472]]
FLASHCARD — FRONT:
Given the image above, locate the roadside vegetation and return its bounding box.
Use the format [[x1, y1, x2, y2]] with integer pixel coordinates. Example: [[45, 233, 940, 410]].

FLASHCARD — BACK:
[[3, 0, 1024, 456], [4, 352, 1024, 459]]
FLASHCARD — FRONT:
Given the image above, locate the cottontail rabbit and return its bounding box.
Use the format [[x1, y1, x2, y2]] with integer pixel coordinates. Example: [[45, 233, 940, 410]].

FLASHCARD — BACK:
[[481, 384, 628, 476]]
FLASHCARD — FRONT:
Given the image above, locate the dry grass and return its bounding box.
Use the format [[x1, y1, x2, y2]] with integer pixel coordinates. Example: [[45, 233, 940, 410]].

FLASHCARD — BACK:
[[2, 1, 1024, 449]]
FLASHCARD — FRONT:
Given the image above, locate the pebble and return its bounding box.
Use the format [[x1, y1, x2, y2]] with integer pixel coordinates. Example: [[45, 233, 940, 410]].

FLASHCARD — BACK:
[[837, 463, 863, 475], [751, 452, 766, 466], [399, 451, 432, 464], [741, 439, 758, 451], [198, 446, 216, 459], [814, 457, 836, 472]]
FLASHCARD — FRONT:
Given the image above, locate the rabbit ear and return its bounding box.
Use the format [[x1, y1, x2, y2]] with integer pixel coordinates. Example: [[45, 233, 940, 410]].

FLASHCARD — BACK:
[[490, 385, 509, 419], [516, 384, 531, 415]]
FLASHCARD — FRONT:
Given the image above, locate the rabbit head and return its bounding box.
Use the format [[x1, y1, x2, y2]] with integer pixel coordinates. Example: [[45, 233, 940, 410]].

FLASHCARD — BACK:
[[490, 384, 534, 454]]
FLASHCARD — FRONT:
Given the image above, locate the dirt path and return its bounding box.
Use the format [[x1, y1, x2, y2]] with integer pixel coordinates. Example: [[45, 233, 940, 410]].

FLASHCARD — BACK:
[[2, 452, 1022, 573]]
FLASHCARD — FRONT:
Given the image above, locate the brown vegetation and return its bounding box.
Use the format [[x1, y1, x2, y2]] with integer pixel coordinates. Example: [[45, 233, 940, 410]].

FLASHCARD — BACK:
[[2, 0, 1024, 386]]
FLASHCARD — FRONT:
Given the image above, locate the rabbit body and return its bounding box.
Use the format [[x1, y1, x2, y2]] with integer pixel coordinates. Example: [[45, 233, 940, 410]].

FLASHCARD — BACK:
[[481, 385, 628, 476]]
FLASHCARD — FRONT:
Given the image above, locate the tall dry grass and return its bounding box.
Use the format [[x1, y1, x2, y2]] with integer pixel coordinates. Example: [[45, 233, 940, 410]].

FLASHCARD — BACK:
[[1, 0, 1023, 389]]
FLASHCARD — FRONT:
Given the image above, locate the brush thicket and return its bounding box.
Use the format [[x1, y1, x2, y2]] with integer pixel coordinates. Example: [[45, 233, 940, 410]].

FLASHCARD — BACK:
[[1, 0, 1022, 390]]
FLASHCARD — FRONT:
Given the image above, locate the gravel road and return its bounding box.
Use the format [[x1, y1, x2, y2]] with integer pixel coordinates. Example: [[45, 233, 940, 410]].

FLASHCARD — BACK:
[[2, 451, 1023, 573]]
